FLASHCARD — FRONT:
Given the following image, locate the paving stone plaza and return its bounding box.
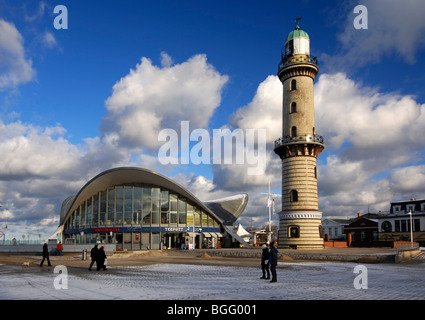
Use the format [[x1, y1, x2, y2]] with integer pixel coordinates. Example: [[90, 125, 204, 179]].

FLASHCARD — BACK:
[[1, 255, 424, 300]]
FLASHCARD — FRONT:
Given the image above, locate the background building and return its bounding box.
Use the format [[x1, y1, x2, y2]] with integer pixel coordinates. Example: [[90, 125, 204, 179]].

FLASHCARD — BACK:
[[378, 198, 425, 246], [52, 167, 250, 250], [322, 218, 349, 241]]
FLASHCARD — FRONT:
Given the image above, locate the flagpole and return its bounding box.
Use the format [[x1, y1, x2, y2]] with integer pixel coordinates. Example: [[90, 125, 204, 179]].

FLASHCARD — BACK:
[[268, 180, 271, 243]]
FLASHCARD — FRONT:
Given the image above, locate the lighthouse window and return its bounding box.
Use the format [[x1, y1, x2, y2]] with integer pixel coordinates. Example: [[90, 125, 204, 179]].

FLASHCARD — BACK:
[[289, 226, 300, 238], [290, 190, 298, 202], [286, 40, 294, 56], [291, 79, 297, 91], [291, 126, 297, 137], [291, 102, 297, 113]]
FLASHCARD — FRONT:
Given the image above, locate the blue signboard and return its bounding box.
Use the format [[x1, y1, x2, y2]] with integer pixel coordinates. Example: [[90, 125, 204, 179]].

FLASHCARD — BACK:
[[64, 226, 220, 235]]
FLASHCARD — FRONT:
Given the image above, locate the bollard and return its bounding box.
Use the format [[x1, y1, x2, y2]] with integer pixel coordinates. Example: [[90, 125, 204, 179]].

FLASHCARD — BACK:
[[82, 249, 87, 260]]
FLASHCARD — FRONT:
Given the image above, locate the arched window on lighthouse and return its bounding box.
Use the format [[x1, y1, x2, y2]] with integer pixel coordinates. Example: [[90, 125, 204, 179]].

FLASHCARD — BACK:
[[289, 226, 300, 238], [291, 126, 297, 137], [291, 102, 297, 113], [290, 190, 298, 202], [291, 79, 297, 91]]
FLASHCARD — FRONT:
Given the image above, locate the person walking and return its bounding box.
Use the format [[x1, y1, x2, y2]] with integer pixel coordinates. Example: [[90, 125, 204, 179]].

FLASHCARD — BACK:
[[96, 246, 107, 271], [89, 243, 98, 271], [56, 241, 63, 256], [40, 243, 52, 267], [269, 241, 279, 283], [260, 244, 270, 279]]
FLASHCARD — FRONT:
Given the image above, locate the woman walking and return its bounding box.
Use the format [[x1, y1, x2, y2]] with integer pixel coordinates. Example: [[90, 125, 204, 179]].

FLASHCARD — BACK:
[[96, 246, 107, 271]]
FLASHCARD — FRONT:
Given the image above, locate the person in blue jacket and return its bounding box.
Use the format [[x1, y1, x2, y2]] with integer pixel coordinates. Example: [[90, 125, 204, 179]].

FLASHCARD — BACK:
[[269, 241, 279, 283]]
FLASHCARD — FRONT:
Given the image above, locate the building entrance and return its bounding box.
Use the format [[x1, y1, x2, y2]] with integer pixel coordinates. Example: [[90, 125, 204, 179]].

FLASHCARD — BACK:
[[163, 233, 185, 249]]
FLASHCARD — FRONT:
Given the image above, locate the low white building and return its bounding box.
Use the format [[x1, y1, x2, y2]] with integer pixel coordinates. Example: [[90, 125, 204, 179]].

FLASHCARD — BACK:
[[322, 218, 350, 240]]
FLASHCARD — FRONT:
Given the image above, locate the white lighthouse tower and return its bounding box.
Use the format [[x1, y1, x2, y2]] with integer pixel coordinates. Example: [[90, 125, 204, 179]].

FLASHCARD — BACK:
[[274, 21, 325, 249]]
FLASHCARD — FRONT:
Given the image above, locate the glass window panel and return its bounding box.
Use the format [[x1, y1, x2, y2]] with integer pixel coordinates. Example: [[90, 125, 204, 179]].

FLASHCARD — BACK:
[[71, 211, 75, 228], [116, 187, 123, 225], [161, 211, 168, 225], [107, 188, 115, 225], [124, 187, 133, 225], [414, 219, 420, 232], [169, 193, 177, 224], [202, 211, 208, 227], [161, 190, 169, 225], [134, 187, 142, 225], [75, 209, 80, 228], [87, 198, 92, 227], [194, 208, 201, 227], [161, 191, 169, 211], [80, 203, 86, 227], [151, 188, 160, 226], [93, 193, 99, 226], [178, 199, 186, 225], [187, 211, 194, 226], [170, 194, 177, 212], [152, 187, 160, 199], [142, 186, 151, 225], [152, 209, 159, 225], [395, 220, 400, 232], [100, 191, 106, 226], [170, 212, 177, 224], [152, 188, 160, 212]]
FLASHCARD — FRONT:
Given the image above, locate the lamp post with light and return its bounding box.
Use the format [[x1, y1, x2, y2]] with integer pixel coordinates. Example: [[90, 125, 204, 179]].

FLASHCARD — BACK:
[[408, 209, 414, 247]]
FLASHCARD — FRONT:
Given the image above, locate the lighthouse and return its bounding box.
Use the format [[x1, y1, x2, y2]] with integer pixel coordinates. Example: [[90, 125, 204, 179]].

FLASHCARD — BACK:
[[274, 21, 325, 249]]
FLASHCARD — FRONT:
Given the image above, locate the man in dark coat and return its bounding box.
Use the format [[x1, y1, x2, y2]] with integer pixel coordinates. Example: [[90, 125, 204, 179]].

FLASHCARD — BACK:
[[40, 243, 52, 267], [269, 241, 279, 283], [260, 244, 270, 279], [96, 246, 107, 271], [89, 243, 98, 271]]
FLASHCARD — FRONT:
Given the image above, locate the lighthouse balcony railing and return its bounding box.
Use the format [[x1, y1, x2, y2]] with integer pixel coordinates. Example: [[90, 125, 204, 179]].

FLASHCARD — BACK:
[[274, 135, 324, 148], [278, 55, 318, 70]]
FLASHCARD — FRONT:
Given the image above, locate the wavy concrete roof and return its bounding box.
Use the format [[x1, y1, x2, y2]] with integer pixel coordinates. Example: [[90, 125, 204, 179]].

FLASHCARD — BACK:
[[60, 167, 248, 228]]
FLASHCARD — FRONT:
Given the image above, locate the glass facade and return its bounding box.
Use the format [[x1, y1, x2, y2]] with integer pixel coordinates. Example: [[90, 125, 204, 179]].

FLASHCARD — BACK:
[[63, 183, 221, 249]]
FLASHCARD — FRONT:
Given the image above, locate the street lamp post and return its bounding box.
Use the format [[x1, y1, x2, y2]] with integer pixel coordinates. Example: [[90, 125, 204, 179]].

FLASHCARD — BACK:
[[409, 209, 414, 247], [192, 211, 198, 250]]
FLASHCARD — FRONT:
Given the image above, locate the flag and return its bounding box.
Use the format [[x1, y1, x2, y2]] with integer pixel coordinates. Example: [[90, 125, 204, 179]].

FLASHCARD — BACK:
[[267, 199, 273, 207]]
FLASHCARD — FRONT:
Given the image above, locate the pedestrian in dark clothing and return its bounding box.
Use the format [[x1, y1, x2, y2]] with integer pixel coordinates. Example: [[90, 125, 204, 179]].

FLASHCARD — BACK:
[[40, 243, 52, 267], [260, 244, 270, 279], [269, 241, 279, 283], [89, 243, 98, 271], [96, 246, 107, 271]]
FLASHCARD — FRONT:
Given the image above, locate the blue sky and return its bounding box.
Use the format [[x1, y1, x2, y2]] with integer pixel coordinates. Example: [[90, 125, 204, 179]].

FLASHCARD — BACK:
[[1, 0, 425, 239]]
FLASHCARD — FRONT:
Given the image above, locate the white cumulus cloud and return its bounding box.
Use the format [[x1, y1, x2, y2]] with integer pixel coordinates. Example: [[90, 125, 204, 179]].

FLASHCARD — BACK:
[[101, 53, 229, 151], [0, 19, 35, 90]]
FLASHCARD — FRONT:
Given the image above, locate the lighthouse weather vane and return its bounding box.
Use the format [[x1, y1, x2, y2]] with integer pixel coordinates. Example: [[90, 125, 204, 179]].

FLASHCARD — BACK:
[[295, 17, 302, 28]]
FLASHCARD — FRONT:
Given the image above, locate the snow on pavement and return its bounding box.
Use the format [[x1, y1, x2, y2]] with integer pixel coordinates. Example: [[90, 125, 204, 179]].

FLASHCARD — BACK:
[[0, 260, 424, 300]]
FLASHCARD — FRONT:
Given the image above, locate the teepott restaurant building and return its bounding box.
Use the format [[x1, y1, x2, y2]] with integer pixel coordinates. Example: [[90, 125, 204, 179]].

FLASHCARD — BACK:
[[56, 167, 250, 250]]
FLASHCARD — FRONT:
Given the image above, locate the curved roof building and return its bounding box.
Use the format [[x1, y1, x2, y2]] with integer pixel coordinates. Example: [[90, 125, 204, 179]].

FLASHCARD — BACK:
[[57, 167, 250, 250]]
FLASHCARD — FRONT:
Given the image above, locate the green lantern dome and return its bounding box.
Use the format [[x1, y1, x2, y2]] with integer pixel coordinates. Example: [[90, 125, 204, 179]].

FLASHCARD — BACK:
[[286, 25, 309, 43]]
